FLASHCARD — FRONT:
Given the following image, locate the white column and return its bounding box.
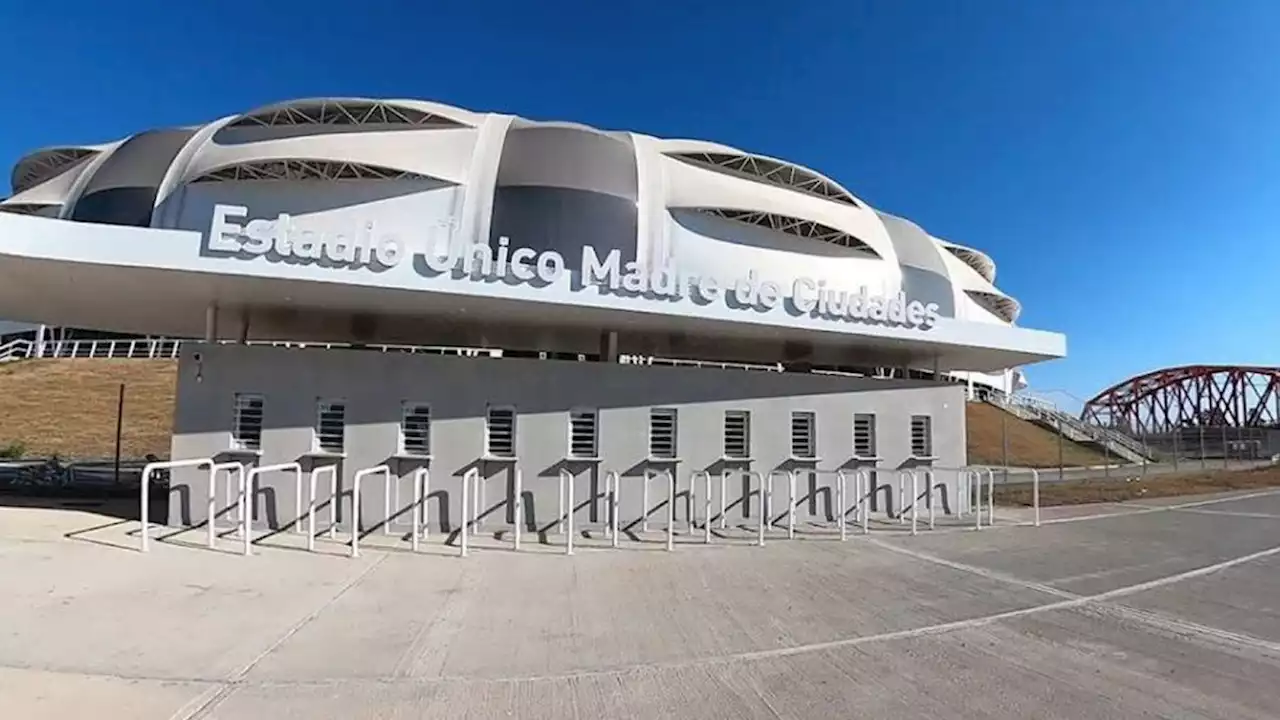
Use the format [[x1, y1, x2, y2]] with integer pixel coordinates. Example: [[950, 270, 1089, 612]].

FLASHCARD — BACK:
[[204, 305, 219, 342]]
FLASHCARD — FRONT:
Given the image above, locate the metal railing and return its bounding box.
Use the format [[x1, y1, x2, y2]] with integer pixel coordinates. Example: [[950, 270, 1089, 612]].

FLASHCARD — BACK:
[[996, 393, 1151, 462], [0, 336, 506, 364], [129, 462, 1034, 557]]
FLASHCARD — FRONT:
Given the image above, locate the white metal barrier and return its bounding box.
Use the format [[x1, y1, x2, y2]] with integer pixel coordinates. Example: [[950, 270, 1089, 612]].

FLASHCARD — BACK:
[[474, 470, 487, 530], [1029, 468, 1041, 527], [242, 463, 302, 556], [836, 468, 873, 541], [459, 468, 479, 558], [640, 469, 659, 532], [747, 471, 766, 546], [349, 465, 390, 558], [207, 461, 245, 549], [557, 468, 572, 535], [921, 468, 942, 530], [718, 469, 731, 530], [662, 469, 676, 552], [140, 458, 213, 553], [564, 469, 576, 556], [411, 467, 429, 552], [306, 465, 340, 550], [512, 468, 523, 551], [691, 470, 712, 544], [764, 470, 796, 538], [603, 470, 621, 548]]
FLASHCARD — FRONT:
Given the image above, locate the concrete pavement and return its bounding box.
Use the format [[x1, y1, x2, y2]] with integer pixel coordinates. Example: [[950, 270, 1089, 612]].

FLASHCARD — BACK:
[[1, 491, 1279, 719]]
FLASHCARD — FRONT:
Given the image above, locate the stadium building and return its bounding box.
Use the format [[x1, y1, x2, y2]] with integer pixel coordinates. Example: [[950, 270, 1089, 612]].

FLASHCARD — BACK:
[[0, 97, 1065, 534]]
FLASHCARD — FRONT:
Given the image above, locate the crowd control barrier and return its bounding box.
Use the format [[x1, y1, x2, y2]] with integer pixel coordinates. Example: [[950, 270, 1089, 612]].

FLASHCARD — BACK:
[[307, 464, 339, 551], [512, 468, 523, 551], [563, 469, 576, 556], [137, 461, 1041, 560], [836, 468, 872, 541], [459, 468, 479, 558], [691, 470, 712, 544], [411, 467, 429, 552], [765, 470, 797, 539], [140, 458, 213, 553], [350, 465, 390, 558], [603, 470, 621, 548], [243, 463, 302, 556], [207, 461, 245, 550], [662, 468, 676, 552], [557, 469, 572, 536]]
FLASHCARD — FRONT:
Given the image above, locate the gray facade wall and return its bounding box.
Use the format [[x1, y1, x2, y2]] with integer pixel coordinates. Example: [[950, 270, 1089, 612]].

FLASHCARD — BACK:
[[168, 344, 966, 535]]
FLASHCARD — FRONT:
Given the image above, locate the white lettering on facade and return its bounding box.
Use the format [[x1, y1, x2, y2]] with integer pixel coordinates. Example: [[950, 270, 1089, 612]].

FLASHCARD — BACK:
[[207, 206, 401, 268], [204, 205, 944, 331]]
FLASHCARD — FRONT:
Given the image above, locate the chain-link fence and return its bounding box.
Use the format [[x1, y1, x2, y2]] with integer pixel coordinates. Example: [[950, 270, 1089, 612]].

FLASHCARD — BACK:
[[970, 399, 1278, 485]]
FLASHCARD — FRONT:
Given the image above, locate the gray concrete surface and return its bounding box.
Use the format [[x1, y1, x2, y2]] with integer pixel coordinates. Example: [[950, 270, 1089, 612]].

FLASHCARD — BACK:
[[1, 489, 1279, 719]]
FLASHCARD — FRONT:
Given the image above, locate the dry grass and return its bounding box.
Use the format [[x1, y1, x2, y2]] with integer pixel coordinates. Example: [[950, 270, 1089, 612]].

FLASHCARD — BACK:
[[966, 401, 1111, 468], [0, 359, 178, 460], [994, 464, 1280, 506]]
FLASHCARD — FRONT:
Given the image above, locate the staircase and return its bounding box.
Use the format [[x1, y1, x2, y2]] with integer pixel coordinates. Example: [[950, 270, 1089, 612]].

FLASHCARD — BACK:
[[992, 394, 1152, 464]]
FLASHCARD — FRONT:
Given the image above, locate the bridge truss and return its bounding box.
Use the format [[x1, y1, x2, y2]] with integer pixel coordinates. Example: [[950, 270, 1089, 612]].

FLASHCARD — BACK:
[[1081, 365, 1280, 434]]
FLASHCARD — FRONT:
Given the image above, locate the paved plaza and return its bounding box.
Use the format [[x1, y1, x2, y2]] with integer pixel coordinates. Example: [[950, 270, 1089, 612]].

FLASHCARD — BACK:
[[2, 490, 1279, 719]]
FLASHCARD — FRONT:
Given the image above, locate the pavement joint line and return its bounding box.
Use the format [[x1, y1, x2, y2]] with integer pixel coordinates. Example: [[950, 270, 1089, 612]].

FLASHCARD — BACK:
[[1027, 487, 1280, 527], [170, 549, 391, 720], [222, 537, 1280, 687], [1165, 508, 1280, 520], [866, 536, 1280, 657], [6, 538, 1280, 692]]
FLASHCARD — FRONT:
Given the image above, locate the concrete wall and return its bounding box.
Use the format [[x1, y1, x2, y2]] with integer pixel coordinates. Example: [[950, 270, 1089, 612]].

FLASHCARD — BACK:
[[168, 343, 966, 535]]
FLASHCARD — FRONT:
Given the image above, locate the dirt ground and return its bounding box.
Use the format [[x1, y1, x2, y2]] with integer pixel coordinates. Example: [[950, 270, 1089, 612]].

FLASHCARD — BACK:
[[995, 463, 1280, 506]]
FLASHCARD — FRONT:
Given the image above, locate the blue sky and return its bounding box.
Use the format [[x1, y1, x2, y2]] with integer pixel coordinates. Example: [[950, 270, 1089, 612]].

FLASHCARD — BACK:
[[2, 0, 1277, 405]]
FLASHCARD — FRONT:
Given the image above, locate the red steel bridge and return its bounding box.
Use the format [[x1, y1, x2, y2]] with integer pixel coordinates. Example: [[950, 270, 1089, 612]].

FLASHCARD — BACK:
[[1081, 365, 1280, 434]]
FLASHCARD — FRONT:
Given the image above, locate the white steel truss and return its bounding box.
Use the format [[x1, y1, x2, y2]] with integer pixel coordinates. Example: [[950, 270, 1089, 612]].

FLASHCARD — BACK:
[[667, 152, 858, 207], [695, 207, 878, 256], [228, 100, 466, 129], [944, 245, 996, 282], [12, 148, 97, 194], [965, 290, 1021, 323], [0, 202, 58, 216], [191, 159, 434, 183]]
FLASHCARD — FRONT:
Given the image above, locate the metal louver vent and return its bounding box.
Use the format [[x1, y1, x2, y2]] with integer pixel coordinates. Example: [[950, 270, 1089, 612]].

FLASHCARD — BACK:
[[486, 406, 516, 458], [723, 410, 751, 460], [649, 408, 678, 459], [791, 411, 816, 458], [853, 413, 877, 458], [910, 415, 933, 457], [401, 403, 431, 456], [316, 399, 346, 454], [568, 409, 598, 459], [232, 394, 264, 451]]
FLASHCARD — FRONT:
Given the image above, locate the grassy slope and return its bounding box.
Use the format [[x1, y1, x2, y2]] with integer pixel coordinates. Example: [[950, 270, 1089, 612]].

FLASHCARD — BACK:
[[966, 401, 1111, 468], [0, 359, 178, 460]]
